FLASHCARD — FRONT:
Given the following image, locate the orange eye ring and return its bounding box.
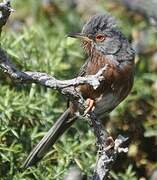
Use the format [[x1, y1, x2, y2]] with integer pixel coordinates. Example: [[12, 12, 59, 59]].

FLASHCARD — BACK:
[[95, 34, 106, 42]]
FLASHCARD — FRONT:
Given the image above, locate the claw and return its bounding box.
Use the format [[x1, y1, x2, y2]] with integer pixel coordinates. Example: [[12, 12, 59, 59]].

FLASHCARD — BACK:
[[83, 98, 95, 116], [104, 136, 115, 151]]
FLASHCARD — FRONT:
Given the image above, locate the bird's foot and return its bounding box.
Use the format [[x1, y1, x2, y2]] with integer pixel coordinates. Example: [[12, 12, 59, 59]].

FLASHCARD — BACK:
[[104, 136, 115, 151], [84, 98, 95, 115]]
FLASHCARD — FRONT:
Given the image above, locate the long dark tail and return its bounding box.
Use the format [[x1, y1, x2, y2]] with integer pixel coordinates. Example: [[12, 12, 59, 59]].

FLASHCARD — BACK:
[[23, 108, 75, 169]]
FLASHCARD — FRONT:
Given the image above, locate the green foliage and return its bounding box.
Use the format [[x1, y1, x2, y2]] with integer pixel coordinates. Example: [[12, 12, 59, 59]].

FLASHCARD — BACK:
[[0, 0, 157, 179], [110, 165, 137, 180]]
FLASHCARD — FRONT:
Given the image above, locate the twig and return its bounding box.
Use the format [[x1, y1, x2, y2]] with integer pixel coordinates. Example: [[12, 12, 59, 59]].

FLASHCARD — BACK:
[[0, 48, 107, 101], [89, 112, 128, 180], [0, 0, 13, 34], [0, 1, 128, 179]]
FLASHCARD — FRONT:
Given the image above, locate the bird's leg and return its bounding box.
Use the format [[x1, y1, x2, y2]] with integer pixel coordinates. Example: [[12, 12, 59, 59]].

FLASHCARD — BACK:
[[84, 98, 95, 115], [83, 97, 115, 149]]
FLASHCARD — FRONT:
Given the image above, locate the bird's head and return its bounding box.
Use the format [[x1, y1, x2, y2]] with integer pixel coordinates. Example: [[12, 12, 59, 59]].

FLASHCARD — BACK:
[[68, 13, 128, 56]]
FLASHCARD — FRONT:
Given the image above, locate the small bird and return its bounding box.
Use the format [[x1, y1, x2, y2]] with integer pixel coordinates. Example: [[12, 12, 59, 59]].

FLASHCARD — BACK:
[[23, 13, 135, 168]]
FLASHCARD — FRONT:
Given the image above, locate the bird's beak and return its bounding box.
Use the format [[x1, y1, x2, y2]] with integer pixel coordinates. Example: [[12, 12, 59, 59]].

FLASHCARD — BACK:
[[67, 33, 92, 42]]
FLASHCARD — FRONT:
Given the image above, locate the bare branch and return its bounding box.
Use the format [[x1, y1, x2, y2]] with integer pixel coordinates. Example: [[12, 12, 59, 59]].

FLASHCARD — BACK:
[[0, 0, 13, 34], [0, 48, 108, 101], [89, 113, 128, 180]]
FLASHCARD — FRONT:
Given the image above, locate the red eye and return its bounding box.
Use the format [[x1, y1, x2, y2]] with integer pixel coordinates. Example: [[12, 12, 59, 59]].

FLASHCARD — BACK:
[[96, 34, 106, 42]]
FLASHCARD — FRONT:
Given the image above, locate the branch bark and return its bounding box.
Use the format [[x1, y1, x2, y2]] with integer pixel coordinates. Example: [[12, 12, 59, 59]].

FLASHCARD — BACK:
[[0, 1, 128, 179], [0, 0, 13, 33]]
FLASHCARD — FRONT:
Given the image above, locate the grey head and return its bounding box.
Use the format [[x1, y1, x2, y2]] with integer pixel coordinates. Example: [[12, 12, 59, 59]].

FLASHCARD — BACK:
[[68, 13, 135, 60]]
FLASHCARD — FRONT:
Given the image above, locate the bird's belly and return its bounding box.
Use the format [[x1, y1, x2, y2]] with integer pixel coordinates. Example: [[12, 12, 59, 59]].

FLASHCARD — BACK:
[[94, 93, 121, 120]]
